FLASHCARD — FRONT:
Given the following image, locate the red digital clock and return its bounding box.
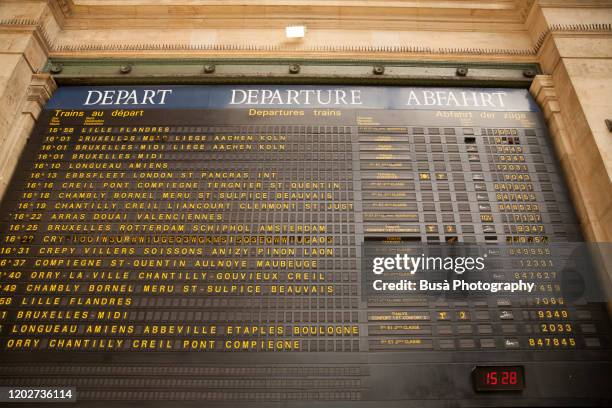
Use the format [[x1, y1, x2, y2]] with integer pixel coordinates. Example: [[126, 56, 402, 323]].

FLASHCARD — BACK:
[[472, 366, 525, 392]]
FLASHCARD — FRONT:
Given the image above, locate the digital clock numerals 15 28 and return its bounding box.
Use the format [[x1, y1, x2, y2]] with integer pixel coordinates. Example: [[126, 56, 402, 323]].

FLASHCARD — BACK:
[[472, 366, 525, 392]]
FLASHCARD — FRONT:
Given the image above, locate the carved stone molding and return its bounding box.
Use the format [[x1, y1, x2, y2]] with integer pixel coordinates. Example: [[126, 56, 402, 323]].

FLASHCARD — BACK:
[[45, 22, 612, 57], [23, 74, 57, 120], [532, 23, 612, 55], [530, 76, 562, 122], [2, 11, 610, 58], [530, 75, 584, 230], [0, 18, 39, 26], [56, 0, 72, 16], [0, 74, 56, 200]]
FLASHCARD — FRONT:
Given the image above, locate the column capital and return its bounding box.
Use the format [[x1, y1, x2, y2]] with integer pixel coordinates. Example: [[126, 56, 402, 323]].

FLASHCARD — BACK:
[[529, 75, 561, 117], [23, 73, 57, 120]]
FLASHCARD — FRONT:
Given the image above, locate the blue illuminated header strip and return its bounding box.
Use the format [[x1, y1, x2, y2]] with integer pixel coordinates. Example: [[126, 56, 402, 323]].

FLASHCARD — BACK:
[[46, 85, 540, 112]]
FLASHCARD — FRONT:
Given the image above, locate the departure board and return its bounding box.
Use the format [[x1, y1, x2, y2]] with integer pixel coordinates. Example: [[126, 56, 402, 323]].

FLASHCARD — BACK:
[[0, 85, 610, 407]]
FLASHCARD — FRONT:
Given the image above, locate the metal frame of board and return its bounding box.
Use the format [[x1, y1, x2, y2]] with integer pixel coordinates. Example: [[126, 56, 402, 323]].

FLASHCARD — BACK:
[[43, 59, 540, 88]]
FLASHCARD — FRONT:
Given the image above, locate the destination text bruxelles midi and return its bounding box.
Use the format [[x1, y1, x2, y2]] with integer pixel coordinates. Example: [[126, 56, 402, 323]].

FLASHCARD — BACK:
[[0, 85, 610, 406]]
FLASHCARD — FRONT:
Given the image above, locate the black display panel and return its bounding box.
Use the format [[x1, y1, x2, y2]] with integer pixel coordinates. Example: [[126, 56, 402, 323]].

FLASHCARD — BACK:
[[0, 85, 610, 407], [472, 366, 525, 392]]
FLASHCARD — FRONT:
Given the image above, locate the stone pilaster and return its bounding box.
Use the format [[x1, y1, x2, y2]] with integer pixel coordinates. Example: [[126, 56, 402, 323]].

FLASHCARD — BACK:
[[530, 74, 610, 242], [0, 73, 56, 201], [531, 74, 612, 313]]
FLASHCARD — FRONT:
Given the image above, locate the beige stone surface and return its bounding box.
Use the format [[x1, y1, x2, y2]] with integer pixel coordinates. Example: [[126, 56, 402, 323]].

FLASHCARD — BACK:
[[0, 73, 56, 199], [53, 27, 533, 48], [540, 6, 612, 27], [0, 1, 46, 21], [0, 55, 31, 130]]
